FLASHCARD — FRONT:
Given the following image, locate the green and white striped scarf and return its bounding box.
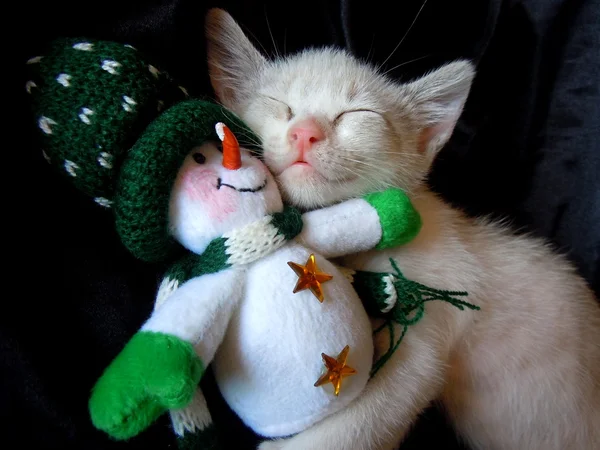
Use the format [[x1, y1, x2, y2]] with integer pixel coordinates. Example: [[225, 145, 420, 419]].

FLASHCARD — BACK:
[[154, 205, 303, 311]]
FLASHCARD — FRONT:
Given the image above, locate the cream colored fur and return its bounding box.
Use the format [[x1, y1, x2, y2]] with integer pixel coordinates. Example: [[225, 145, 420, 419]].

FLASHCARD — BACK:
[[204, 8, 600, 450]]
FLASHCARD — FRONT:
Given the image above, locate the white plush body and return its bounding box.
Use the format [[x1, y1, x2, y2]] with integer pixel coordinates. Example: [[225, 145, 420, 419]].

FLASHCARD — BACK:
[[214, 242, 372, 437], [204, 8, 600, 450]]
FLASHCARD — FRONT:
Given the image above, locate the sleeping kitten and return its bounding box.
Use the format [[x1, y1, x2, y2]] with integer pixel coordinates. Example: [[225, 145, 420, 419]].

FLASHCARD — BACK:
[[204, 8, 600, 450]]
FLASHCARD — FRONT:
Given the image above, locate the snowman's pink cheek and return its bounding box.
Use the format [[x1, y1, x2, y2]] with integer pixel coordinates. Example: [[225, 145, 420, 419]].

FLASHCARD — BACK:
[[181, 168, 216, 201], [179, 168, 238, 222], [204, 188, 238, 222]]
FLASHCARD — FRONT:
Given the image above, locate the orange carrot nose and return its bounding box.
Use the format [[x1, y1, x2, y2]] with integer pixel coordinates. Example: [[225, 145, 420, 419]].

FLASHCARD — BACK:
[[215, 122, 242, 170]]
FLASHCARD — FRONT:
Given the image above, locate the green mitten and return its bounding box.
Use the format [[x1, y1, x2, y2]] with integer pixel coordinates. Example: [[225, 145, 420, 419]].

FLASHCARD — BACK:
[[363, 188, 422, 249], [89, 331, 204, 440]]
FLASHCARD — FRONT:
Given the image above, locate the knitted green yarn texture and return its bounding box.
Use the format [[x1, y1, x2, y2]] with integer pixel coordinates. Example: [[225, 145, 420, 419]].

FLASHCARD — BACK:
[[366, 258, 480, 377], [363, 188, 422, 249], [270, 205, 304, 241], [165, 239, 231, 285], [113, 99, 262, 263], [161, 206, 303, 285], [26, 37, 189, 204], [352, 270, 396, 317]]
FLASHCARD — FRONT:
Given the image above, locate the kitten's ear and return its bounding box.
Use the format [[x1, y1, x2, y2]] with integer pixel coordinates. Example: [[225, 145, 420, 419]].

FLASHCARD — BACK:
[[402, 60, 475, 157], [205, 8, 267, 110]]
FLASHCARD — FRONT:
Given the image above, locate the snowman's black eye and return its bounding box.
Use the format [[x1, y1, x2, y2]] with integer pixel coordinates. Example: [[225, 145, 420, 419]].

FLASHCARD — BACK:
[[193, 153, 206, 164]]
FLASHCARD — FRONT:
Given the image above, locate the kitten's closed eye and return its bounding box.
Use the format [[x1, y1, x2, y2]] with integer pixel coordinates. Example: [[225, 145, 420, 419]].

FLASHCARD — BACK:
[[263, 95, 294, 121], [333, 109, 382, 126]]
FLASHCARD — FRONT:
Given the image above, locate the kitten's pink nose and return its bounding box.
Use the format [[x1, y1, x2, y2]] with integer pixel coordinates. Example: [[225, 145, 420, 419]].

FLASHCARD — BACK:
[[288, 118, 325, 154]]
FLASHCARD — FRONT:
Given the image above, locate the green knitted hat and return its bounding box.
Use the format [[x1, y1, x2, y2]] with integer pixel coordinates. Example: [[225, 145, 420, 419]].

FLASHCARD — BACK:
[[26, 37, 192, 204], [26, 37, 262, 263], [113, 99, 261, 262]]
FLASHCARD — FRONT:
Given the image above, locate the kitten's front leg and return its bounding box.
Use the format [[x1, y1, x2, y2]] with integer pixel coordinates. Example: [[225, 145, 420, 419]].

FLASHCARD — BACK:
[[259, 317, 451, 450]]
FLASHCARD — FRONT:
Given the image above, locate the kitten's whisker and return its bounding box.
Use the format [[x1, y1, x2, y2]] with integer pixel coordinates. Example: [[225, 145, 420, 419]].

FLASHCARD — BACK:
[[365, 33, 376, 63], [376, 0, 429, 73], [226, 125, 262, 142], [338, 155, 399, 172], [346, 161, 391, 176], [341, 162, 399, 193], [337, 157, 397, 188], [226, 129, 262, 147], [346, 171, 381, 193], [218, 109, 264, 146], [264, 6, 280, 59], [239, 24, 272, 61], [233, 130, 262, 146], [382, 55, 431, 77], [343, 148, 423, 163], [340, 166, 365, 181]]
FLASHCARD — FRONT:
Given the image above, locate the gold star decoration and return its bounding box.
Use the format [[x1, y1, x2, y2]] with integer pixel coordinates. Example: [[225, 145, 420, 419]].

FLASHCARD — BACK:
[[287, 253, 333, 302], [313, 345, 356, 396]]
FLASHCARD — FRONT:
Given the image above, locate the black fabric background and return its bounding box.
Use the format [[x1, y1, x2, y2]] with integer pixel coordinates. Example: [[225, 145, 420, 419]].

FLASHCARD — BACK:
[[8, 0, 599, 449]]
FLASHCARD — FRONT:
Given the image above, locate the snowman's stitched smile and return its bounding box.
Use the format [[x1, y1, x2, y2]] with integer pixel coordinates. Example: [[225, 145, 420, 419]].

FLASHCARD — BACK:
[[216, 177, 268, 193]]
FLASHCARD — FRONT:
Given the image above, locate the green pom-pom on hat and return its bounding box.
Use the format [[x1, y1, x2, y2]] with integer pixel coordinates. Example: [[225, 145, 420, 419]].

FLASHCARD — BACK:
[[25, 37, 189, 204], [113, 99, 261, 263]]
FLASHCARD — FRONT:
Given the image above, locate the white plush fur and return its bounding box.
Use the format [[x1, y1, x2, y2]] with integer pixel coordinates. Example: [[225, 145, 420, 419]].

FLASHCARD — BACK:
[[204, 8, 600, 450], [142, 269, 243, 364], [297, 198, 382, 258], [213, 242, 374, 438]]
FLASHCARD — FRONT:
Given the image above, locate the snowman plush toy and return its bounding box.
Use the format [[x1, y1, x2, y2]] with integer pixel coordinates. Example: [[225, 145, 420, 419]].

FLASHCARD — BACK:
[[89, 120, 423, 444], [25, 36, 476, 449]]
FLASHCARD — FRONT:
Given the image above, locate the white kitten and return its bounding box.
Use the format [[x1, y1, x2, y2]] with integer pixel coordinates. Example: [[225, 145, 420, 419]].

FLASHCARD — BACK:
[[204, 8, 600, 450]]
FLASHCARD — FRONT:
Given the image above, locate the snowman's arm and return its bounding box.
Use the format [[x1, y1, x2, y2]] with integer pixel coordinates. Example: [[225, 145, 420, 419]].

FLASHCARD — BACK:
[[296, 188, 422, 259], [88, 268, 243, 441], [142, 268, 243, 366]]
